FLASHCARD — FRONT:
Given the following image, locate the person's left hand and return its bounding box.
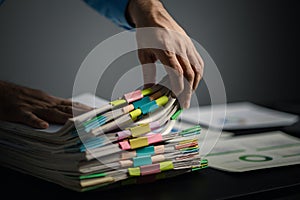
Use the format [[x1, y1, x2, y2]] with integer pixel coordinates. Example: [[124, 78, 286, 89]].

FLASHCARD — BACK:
[[0, 81, 92, 129]]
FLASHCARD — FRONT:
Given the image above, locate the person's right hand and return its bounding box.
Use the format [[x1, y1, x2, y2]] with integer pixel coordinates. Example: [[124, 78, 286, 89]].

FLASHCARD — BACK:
[[0, 81, 92, 129], [127, 0, 204, 108]]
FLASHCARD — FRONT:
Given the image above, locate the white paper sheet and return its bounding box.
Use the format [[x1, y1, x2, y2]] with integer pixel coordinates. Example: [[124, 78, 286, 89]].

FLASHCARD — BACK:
[[181, 102, 298, 130], [206, 131, 300, 172]]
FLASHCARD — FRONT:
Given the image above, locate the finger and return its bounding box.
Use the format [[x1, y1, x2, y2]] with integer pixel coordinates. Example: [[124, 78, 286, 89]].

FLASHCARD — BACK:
[[54, 97, 73, 106], [176, 55, 194, 90], [190, 50, 204, 90], [72, 102, 93, 111], [54, 105, 73, 115], [19, 111, 49, 129], [178, 80, 193, 109], [34, 108, 72, 124], [155, 50, 184, 96], [138, 49, 157, 88], [71, 107, 92, 116]]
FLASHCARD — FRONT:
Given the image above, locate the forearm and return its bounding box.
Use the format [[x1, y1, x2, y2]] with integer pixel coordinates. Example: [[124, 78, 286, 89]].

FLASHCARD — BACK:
[[127, 0, 185, 33]]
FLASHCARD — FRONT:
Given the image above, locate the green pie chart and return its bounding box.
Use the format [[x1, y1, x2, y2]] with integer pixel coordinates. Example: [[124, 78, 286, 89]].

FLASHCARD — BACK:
[[239, 154, 273, 162]]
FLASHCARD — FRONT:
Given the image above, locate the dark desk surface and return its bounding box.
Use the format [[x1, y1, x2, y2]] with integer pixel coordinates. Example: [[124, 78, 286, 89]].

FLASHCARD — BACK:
[[2, 103, 300, 199]]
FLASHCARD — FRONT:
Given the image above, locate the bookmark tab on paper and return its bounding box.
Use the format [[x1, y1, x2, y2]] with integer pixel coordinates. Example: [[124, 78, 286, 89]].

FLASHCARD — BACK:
[[160, 161, 174, 171], [110, 99, 126, 107], [117, 130, 131, 140], [136, 146, 155, 156], [124, 90, 143, 103], [129, 109, 142, 121], [119, 140, 131, 150], [130, 137, 148, 149], [132, 96, 151, 109], [140, 163, 161, 176], [130, 124, 151, 137], [141, 88, 153, 96], [133, 155, 152, 167], [140, 101, 159, 114], [128, 167, 141, 176]]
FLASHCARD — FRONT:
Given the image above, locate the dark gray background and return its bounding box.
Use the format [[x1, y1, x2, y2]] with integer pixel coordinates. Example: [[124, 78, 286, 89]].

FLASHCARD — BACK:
[[0, 0, 299, 106]]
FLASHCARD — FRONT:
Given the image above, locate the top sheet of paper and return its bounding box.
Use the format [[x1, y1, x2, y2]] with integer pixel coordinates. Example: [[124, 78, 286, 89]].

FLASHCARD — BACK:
[[180, 102, 298, 130]]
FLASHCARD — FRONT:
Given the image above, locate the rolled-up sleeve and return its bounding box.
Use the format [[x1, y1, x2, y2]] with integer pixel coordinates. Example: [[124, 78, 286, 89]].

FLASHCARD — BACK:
[[83, 0, 133, 30]]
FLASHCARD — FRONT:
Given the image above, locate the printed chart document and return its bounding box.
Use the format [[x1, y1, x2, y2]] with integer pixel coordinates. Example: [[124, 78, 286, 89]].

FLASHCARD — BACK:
[[181, 102, 298, 130], [206, 131, 300, 172]]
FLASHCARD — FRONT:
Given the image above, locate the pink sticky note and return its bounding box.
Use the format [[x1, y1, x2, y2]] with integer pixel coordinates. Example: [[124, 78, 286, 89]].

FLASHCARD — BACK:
[[147, 134, 163, 144], [119, 141, 131, 150], [124, 90, 143, 103], [140, 163, 161, 176]]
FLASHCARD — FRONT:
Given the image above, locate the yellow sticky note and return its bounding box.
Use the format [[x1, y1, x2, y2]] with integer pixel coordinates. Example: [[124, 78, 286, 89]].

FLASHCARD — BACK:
[[130, 124, 151, 137], [130, 137, 148, 149], [129, 109, 142, 121], [110, 99, 126, 106], [160, 161, 174, 171], [141, 88, 153, 96], [128, 167, 141, 176]]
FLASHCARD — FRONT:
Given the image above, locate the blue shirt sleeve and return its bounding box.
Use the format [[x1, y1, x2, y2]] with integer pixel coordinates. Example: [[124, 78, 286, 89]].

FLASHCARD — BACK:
[[83, 0, 134, 30]]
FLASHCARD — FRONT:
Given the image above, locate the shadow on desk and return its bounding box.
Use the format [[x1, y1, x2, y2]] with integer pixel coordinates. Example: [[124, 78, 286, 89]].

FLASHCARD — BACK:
[[1, 163, 300, 200]]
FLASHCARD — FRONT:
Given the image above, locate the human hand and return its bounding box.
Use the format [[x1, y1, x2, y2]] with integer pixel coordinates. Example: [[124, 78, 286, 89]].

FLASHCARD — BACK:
[[0, 81, 92, 129], [127, 0, 204, 108]]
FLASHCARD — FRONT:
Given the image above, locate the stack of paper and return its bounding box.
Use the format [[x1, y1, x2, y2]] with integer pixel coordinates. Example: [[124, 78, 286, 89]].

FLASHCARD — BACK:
[[0, 83, 207, 192]]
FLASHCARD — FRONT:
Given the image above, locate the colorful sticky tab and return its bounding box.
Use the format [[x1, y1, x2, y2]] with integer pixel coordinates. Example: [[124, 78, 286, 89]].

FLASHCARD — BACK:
[[149, 121, 160, 130], [117, 130, 131, 140], [154, 145, 165, 154], [140, 163, 161, 176], [129, 137, 148, 149], [122, 104, 135, 113], [155, 96, 168, 106], [119, 160, 133, 167], [133, 155, 152, 167], [180, 125, 201, 136], [140, 101, 159, 114], [119, 140, 131, 150], [136, 146, 155, 157], [128, 167, 141, 176], [130, 124, 151, 137], [171, 109, 183, 120], [110, 99, 126, 107], [148, 134, 163, 144], [175, 141, 198, 150], [141, 88, 153, 96], [160, 161, 174, 171], [124, 90, 143, 103], [121, 151, 137, 159], [132, 96, 151, 109], [200, 159, 208, 168], [129, 109, 142, 121], [151, 154, 165, 163]]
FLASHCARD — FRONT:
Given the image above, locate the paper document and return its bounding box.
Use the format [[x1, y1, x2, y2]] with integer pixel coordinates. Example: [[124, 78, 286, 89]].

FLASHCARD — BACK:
[[181, 102, 298, 130], [206, 131, 300, 172]]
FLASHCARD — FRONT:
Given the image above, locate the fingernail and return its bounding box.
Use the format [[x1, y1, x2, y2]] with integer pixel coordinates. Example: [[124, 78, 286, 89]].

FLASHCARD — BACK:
[[40, 122, 49, 129]]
